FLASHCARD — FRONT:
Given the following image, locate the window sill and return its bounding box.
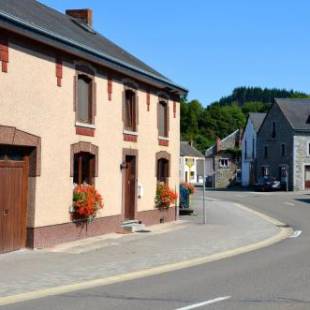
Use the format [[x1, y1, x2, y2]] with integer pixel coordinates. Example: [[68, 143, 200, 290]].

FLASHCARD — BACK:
[[75, 122, 96, 129], [158, 137, 169, 146], [123, 130, 138, 136]]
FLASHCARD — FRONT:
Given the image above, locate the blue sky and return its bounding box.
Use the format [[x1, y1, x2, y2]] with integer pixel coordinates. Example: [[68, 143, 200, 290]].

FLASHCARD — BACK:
[[41, 0, 310, 105]]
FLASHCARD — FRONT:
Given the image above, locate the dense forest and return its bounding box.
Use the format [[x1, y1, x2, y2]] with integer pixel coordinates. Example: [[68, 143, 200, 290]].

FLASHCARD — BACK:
[[181, 87, 310, 152]]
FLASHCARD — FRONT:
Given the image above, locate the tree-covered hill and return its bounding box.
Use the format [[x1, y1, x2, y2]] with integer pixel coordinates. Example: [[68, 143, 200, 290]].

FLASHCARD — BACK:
[[181, 87, 309, 152]]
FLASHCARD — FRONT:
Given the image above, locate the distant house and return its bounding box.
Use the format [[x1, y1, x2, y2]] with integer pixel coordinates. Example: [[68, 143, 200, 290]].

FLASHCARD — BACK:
[[205, 130, 241, 188], [241, 113, 266, 187], [180, 141, 204, 185], [257, 98, 310, 191]]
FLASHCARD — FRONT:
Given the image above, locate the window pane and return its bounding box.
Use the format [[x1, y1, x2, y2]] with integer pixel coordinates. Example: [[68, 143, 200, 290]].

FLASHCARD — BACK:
[[125, 90, 136, 131], [157, 158, 169, 183], [73, 152, 95, 185], [78, 75, 91, 123], [159, 101, 167, 137]]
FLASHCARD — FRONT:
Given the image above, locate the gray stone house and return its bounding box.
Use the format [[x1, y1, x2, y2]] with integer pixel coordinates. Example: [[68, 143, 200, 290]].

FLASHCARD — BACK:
[[256, 98, 310, 191], [205, 129, 241, 188]]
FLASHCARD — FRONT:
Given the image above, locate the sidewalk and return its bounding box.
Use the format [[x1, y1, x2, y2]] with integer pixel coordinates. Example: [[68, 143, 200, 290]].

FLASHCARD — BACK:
[[0, 190, 280, 298]]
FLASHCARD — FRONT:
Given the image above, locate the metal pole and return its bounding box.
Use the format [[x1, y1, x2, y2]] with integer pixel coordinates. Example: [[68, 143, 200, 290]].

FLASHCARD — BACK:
[[202, 158, 206, 224]]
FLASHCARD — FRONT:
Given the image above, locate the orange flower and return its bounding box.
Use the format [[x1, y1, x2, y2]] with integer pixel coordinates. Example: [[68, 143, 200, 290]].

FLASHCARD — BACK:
[[155, 183, 178, 209], [72, 185, 103, 221]]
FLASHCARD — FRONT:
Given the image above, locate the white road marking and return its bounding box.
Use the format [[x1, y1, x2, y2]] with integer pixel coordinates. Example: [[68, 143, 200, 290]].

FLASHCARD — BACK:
[[175, 296, 231, 310], [284, 202, 295, 206], [289, 230, 302, 238]]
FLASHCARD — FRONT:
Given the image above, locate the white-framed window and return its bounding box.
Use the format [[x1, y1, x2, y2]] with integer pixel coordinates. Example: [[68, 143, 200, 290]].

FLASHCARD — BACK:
[[219, 158, 229, 168]]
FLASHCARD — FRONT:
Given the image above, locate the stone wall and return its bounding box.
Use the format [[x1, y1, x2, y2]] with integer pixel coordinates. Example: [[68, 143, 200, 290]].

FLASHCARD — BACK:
[[256, 103, 294, 189], [293, 135, 310, 191]]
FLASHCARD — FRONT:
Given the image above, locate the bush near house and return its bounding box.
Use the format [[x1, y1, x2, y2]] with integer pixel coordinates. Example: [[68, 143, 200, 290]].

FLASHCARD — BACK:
[[72, 185, 103, 222]]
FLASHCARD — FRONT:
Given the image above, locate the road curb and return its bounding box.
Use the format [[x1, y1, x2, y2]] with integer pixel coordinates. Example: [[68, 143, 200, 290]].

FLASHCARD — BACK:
[[0, 202, 293, 307]]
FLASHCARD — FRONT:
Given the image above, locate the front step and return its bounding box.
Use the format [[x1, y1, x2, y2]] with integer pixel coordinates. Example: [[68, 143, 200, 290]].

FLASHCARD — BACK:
[[121, 220, 146, 232], [121, 219, 140, 227]]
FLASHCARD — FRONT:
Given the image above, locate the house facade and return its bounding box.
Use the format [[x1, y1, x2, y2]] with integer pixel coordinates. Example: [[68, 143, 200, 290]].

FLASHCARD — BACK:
[[205, 130, 241, 188], [241, 113, 266, 187], [0, 1, 187, 253], [179, 141, 204, 185], [256, 98, 310, 191]]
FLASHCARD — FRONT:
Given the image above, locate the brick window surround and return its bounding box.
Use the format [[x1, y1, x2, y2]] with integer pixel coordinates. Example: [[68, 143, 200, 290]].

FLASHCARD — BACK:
[[157, 92, 170, 146], [74, 63, 97, 137], [70, 142, 98, 178], [155, 151, 171, 180], [122, 79, 139, 142], [55, 55, 63, 87], [0, 125, 41, 176], [0, 35, 9, 73]]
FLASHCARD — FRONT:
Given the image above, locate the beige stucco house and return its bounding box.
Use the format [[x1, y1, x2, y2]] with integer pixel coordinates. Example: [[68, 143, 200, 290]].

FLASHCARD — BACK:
[[0, 0, 187, 253]]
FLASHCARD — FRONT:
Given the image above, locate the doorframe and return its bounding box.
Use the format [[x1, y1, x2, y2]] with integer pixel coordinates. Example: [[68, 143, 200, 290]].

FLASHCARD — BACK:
[[121, 148, 138, 221], [0, 125, 41, 249]]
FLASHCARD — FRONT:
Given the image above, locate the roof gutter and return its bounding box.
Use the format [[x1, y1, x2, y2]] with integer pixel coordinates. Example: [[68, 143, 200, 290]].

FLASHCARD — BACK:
[[0, 10, 188, 94]]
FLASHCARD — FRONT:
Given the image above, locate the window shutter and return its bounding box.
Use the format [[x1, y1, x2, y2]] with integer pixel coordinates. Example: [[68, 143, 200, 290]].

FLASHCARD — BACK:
[[164, 160, 169, 180], [92, 80, 97, 119], [73, 75, 78, 112], [134, 92, 139, 131], [122, 90, 126, 126], [166, 101, 170, 137]]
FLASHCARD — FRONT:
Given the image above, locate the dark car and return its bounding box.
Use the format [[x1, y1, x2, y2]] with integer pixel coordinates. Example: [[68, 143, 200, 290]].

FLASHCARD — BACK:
[[255, 176, 281, 192]]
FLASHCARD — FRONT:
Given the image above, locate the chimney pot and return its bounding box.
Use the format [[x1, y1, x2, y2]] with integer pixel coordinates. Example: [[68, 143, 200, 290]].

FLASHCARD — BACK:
[[66, 9, 93, 27]]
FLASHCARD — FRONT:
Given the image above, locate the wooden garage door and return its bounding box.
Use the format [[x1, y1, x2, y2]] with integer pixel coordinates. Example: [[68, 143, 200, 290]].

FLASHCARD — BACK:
[[0, 160, 28, 253]]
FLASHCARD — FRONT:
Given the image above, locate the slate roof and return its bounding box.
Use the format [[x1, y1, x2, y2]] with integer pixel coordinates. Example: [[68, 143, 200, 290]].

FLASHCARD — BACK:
[[0, 0, 187, 94], [205, 129, 240, 157], [276, 98, 310, 131], [180, 142, 204, 158], [248, 112, 266, 132]]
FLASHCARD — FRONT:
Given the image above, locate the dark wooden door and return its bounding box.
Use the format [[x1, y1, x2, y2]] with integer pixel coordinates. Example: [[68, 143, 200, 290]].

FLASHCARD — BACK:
[[0, 160, 28, 253], [124, 156, 136, 220], [305, 166, 310, 189]]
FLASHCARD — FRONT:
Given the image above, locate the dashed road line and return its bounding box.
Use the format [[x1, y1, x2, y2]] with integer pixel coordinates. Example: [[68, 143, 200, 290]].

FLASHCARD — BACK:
[[289, 230, 302, 238], [175, 296, 231, 310]]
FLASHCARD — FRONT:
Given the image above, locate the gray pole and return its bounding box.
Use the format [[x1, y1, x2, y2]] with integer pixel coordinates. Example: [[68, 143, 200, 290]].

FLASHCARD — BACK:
[[202, 158, 206, 224]]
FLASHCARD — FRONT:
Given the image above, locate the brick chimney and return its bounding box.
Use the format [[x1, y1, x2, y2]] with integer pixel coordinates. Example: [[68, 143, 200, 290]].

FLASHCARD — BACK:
[[216, 137, 221, 153], [66, 9, 93, 27]]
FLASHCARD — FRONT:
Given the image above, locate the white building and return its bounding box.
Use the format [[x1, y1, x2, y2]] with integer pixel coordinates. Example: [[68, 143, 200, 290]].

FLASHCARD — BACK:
[[241, 113, 266, 187], [180, 142, 204, 185]]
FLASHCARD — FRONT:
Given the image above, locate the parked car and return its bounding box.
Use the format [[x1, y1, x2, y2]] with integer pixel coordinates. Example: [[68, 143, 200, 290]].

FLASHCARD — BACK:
[[255, 176, 281, 191]]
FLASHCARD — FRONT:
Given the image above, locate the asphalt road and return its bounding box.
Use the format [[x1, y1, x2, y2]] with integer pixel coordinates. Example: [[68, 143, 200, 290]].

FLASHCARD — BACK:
[[2, 189, 310, 310]]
